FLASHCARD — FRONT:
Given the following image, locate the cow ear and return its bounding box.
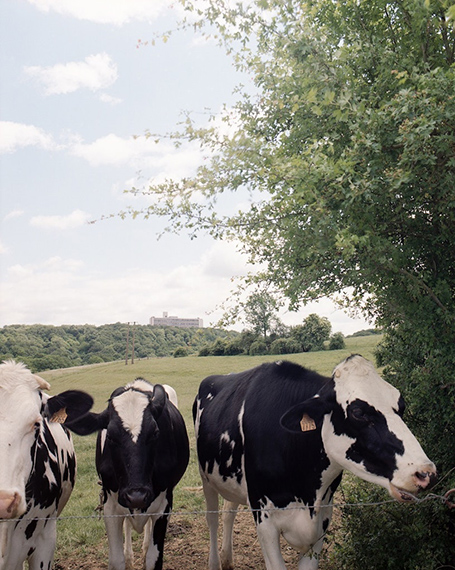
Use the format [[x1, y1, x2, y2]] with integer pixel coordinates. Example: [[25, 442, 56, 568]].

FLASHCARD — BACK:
[[280, 396, 328, 434], [151, 384, 167, 419], [46, 390, 94, 424], [63, 408, 110, 436], [33, 374, 51, 391]]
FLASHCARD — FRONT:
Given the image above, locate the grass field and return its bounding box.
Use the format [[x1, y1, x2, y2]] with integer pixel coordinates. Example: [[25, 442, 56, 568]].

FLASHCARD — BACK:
[[40, 335, 382, 564]]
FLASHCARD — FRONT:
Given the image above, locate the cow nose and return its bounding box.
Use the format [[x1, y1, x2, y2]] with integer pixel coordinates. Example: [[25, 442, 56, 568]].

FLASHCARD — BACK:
[[413, 466, 437, 490], [122, 489, 152, 510]]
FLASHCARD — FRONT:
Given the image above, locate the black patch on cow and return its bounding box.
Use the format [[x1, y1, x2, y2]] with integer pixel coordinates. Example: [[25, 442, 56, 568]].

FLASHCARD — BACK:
[[322, 518, 330, 533], [194, 371, 251, 485], [25, 518, 38, 539], [395, 395, 406, 418], [26, 422, 63, 510], [333, 399, 405, 480]]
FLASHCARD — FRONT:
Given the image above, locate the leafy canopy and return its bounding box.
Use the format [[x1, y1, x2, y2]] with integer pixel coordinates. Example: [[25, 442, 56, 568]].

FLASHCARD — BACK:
[[130, 0, 455, 331]]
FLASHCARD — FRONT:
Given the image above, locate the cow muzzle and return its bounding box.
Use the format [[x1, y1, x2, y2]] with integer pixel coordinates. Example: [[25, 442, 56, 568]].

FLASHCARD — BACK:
[[389, 463, 437, 503], [119, 487, 153, 510], [0, 490, 24, 519]]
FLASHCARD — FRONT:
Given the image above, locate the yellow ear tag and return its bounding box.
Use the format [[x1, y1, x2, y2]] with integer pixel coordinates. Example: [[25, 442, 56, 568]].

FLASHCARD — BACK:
[[50, 408, 68, 424], [300, 414, 316, 432]]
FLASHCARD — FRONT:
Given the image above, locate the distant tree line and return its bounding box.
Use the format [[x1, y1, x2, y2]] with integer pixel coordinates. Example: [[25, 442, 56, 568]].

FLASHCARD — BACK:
[[0, 323, 238, 372], [198, 313, 358, 357]]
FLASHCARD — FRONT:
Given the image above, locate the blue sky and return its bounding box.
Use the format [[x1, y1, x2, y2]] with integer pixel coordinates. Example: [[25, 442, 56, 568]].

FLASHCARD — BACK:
[[0, 0, 372, 334]]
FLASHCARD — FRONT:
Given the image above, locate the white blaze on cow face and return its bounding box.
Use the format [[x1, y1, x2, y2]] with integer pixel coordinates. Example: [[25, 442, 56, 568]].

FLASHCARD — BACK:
[[112, 390, 149, 443], [325, 355, 436, 500], [125, 379, 179, 407], [0, 362, 46, 519]]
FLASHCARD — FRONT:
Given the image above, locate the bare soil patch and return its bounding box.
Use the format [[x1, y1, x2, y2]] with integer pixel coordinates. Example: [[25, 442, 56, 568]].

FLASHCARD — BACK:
[[54, 510, 301, 570]]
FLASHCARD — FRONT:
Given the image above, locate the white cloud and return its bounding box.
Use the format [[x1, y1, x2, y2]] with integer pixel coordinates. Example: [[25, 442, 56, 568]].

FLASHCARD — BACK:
[[24, 53, 118, 95], [3, 210, 25, 222], [30, 209, 92, 230], [0, 241, 8, 255], [70, 134, 142, 166], [0, 248, 246, 326], [0, 121, 57, 154], [200, 240, 248, 279], [70, 134, 202, 178], [0, 243, 371, 333], [27, 0, 170, 26], [99, 93, 122, 106]]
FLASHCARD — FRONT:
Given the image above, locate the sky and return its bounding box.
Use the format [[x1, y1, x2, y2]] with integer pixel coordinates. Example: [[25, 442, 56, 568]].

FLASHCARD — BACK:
[[0, 0, 373, 335]]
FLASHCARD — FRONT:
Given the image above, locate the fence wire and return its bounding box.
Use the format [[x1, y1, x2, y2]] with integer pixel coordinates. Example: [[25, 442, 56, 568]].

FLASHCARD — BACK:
[[2, 488, 454, 525]]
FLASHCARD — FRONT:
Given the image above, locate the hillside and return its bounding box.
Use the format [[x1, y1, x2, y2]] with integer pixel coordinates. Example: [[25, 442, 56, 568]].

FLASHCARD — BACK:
[[0, 323, 238, 371]]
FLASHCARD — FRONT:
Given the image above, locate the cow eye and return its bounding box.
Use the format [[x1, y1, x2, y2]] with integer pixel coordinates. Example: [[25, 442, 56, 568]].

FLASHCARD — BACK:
[[146, 428, 159, 443], [106, 430, 119, 443], [349, 406, 369, 424]]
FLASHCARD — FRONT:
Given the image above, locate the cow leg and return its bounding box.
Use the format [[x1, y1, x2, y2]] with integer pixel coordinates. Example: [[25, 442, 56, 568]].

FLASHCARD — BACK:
[[143, 513, 169, 570], [104, 499, 126, 570], [256, 518, 287, 570], [3, 533, 28, 570], [27, 520, 56, 570], [220, 500, 238, 570], [202, 480, 222, 570], [298, 551, 320, 570], [124, 518, 134, 570], [142, 518, 152, 559]]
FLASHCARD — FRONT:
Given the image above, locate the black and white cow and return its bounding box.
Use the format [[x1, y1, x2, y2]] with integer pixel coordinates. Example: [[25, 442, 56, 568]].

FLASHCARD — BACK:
[[68, 378, 190, 570], [0, 360, 94, 570], [193, 355, 437, 570]]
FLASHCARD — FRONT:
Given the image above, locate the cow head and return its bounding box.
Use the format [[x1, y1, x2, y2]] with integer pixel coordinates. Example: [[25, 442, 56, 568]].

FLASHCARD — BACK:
[[0, 360, 93, 520], [67, 380, 168, 510], [281, 355, 436, 502]]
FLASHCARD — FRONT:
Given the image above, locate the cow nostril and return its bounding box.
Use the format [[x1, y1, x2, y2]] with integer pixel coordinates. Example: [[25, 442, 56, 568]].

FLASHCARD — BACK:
[[415, 471, 429, 481]]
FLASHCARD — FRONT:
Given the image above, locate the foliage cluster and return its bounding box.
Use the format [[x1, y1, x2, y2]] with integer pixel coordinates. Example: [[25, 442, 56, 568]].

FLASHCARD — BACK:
[[198, 313, 345, 356], [329, 481, 453, 570], [0, 323, 238, 372]]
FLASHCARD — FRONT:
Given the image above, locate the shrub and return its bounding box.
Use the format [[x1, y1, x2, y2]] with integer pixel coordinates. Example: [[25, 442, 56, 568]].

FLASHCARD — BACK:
[[210, 339, 227, 356], [87, 355, 105, 364], [328, 332, 346, 350], [224, 339, 245, 355], [270, 338, 301, 355], [198, 345, 211, 357], [173, 347, 188, 358], [334, 482, 454, 570], [249, 340, 268, 355]]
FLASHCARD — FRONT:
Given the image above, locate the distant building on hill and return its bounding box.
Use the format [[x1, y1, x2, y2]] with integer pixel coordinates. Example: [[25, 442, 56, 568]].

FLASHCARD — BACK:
[[149, 312, 203, 329]]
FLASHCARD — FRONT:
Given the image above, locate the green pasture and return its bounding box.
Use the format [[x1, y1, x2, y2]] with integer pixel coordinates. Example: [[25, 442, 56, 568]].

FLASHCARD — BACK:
[[41, 335, 381, 562]]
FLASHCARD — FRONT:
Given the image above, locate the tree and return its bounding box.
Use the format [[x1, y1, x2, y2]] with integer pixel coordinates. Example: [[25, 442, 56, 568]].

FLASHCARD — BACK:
[[328, 332, 345, 350], [128, 3, 455, 565], [243, 291, 282, 340], [291, 314, 332, 352]]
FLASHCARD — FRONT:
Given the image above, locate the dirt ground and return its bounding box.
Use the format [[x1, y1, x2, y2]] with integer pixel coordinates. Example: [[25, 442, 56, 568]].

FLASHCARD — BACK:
[[53, 510, 301, 570]]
